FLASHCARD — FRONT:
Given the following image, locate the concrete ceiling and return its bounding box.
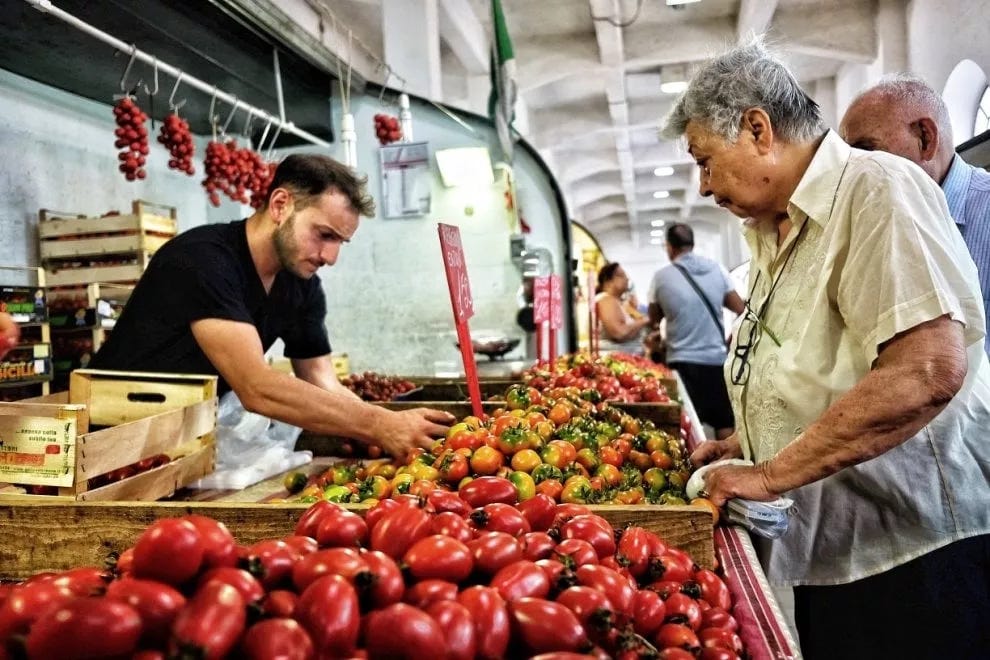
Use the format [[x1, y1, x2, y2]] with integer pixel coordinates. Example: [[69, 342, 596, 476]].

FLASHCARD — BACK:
[[318, 0, 884, 255]]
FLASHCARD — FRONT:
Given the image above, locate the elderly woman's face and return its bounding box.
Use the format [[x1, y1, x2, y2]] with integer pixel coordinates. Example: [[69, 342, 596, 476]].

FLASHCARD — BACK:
[[685, 120, 774, 221]]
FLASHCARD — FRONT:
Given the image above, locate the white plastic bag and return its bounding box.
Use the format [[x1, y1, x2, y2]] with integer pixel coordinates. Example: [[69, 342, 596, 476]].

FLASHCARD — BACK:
[[187, 391, 311, 490]]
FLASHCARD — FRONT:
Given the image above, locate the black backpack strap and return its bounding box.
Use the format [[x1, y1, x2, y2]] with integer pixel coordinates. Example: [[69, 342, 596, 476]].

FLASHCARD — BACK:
[[672, 263, 724, 336]]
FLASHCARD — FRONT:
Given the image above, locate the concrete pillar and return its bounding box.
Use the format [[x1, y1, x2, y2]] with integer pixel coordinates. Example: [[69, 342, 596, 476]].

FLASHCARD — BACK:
[[382, 0, 442, 100], [877, 0, 908, 73]]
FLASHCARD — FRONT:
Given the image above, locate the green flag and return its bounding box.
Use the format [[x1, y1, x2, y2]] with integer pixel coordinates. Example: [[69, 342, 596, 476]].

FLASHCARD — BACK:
[[488, 0, 517, 162]]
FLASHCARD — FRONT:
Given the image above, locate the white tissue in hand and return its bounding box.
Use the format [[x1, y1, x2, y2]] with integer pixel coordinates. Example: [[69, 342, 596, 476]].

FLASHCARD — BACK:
[[686, 458, 754, 500]]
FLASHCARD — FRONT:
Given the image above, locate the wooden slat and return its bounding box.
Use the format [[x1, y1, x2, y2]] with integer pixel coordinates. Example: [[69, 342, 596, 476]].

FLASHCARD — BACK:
[[77, 443, 215, 502], [44, 264, 146, 287], [38, 214, 177, 239], [0, 501, 712, 578], [40, 234, 172, 260], [75, 398, 217, 479], [71, 370, 217, 426]]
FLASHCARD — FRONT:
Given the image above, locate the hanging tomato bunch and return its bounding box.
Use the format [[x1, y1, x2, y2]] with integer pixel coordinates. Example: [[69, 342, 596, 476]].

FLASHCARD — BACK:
[[373, 113, 402, 145], [202, 140, 274, 208], [112, 97, 149, 182], [158, 113, 195, 176]]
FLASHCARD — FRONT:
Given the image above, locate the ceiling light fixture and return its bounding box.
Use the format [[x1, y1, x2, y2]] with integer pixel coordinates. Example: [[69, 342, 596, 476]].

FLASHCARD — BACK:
[[653, 191, 671, 199], [660, 64, 689, 95], [653, 166, 675, 177], [651, 219, 666, 227], [666, 0, 702, 6], [650, 229, 666, 237], [650, 238, 665, 245]]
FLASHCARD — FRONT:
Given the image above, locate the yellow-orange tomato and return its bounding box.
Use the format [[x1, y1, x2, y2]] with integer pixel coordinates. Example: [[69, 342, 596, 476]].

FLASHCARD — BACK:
[[409, 479, 437, 498], [595, 463, 622, 488], [650, 450, 674, 470], [470, 445, 505, 475], [411, 464, 441, 482], [690, 497, 720, 525], [446, 422, 471, 440], [536, 478, 563, 500], [462, 415, 483, 431], [526, 412, 547, 428], [391, 473, 415, 495], [548, 403, 571, 426], [547, 440, 576, 466], [510, 449, 542, 473]]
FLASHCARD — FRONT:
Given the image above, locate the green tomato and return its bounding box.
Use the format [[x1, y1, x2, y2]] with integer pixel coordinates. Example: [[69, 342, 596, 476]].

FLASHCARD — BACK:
[[508, 471, 536, 501], [323, 485, 353, 503], [531, 463, 564, 484]]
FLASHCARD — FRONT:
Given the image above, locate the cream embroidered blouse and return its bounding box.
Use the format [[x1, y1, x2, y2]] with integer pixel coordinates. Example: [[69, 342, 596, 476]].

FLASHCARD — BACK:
[[727, 130, 990, 586]]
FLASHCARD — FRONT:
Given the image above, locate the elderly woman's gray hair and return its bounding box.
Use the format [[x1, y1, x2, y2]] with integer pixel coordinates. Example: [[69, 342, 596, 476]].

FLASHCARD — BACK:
[[661, 38, 825, 143]]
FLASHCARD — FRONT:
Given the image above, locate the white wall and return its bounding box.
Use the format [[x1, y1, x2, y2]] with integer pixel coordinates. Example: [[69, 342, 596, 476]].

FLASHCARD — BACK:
[[0, 69, 244, 272], [310, 93, 569, 375], [906, 0, 990, 95], [0, 68, 569, 376]]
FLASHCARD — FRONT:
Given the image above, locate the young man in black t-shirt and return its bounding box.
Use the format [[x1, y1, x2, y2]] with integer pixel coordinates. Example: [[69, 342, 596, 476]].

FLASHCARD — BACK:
[[92, 154, 452, 457]]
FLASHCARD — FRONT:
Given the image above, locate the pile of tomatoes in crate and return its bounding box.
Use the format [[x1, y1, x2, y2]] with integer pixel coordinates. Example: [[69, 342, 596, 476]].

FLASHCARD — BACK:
[[0, 496, 743, 659], [17, 453, 172, 496], [340, 372, 418, 402], [296, 387, 707, 512], [524, 354, 672, 403]]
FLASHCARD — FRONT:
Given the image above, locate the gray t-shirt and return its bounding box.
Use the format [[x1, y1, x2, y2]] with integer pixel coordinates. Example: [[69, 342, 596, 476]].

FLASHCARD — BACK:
[[648, 252, 733, 366]]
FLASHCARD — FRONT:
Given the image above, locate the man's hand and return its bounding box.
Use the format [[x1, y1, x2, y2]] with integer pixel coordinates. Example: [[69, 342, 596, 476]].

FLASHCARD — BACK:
[[0, 313, 20, 359], [375, 408, 455, 457], [690, 434, 743, 467], [701, 463, 778, 507]]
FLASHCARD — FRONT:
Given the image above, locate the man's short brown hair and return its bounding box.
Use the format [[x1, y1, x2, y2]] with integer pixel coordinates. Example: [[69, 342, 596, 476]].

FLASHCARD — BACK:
[[265, 154, 376, 217]]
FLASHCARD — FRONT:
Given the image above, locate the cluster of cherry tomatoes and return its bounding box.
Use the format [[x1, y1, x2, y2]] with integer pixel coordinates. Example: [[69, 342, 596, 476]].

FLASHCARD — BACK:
[[298, 387, 706, 512], [373, 114, 403, 145], [202, 140, 274, 208], [340, 372, 417, 402], [157, 113, 195, 176], [112, 97, 149, 182], [524, 354, 672, 403], [18, 453, 172, 497], [0, 490, 743, 658]]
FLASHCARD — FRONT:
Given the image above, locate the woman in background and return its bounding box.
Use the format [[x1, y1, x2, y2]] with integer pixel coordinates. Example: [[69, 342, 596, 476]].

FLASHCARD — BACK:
[[595, 262, 650, 355]]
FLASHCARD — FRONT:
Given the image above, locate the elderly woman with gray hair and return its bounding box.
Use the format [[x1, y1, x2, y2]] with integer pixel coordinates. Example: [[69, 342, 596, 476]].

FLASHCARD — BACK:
[[668, 39, 990, 659]]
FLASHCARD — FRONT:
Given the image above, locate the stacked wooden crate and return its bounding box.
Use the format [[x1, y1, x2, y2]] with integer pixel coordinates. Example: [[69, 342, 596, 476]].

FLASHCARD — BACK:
[[0, 369, 217, 501], [39, 200, 175, 387]]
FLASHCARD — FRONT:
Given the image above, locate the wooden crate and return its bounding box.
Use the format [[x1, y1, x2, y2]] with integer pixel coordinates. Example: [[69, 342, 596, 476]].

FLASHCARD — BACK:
[[0, 370, 218, 501], [39, 200, 177, 261], [0, 501, 713, 578]]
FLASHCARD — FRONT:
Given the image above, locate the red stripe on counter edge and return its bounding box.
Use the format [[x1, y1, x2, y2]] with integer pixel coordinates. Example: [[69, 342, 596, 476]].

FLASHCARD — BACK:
[[717, 527, 797, 659]]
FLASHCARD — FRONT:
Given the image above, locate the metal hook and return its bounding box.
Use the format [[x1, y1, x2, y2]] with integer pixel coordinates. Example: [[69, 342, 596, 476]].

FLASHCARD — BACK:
[[209, 86, 219, 126], [118, 44, 138, 92], [378, 70, 392, 106], [143, 56, 159, 96], [256, 118, 274, 154], [241, 109, 257, 147], [168, 72, 186, 112], [220, 97, 240, 137], [265, 121, 284, 160]]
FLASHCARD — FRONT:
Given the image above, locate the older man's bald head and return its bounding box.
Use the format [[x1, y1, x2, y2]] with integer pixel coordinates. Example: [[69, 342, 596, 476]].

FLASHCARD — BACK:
[[840, 74, 955, 183]]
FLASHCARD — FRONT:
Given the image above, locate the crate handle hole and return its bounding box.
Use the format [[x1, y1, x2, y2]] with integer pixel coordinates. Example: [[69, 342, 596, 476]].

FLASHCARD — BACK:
[[127, 392, 167, 403]]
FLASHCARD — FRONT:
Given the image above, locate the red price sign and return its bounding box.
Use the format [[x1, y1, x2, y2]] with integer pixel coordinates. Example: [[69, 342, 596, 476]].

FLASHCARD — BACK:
[[437, 223, 482, 417], [550, 275, 562, 330], [533, 276, 550, 324], [438, 223, 474, 322]]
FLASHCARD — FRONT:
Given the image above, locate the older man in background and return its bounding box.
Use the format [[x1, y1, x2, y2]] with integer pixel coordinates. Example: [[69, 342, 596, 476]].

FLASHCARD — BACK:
[[841, 74, 990, 353], [668, 38, 990, 659]]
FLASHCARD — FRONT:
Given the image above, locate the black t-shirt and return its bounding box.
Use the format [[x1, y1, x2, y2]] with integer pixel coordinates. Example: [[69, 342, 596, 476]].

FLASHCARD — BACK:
[[90, 220, 331, 393]]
